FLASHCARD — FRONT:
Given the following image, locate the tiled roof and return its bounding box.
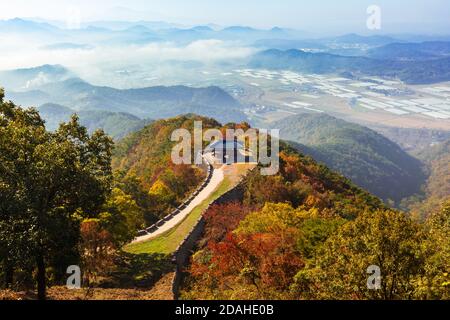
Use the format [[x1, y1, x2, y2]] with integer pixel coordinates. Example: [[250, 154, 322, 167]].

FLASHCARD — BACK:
[[206, 139, 244, 150]]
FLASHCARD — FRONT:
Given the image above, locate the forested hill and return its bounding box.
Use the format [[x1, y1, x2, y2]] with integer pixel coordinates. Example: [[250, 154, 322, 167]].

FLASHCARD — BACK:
[[179, 124, 448, 301], [270, 113, 426, 204], [111, 115, 223, 224]]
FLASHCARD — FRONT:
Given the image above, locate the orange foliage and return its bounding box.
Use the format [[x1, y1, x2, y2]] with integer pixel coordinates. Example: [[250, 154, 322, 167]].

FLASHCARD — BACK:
[[80, 220, 115, 286], [202, 202, 255, 244], [192, 229, 304, 293]]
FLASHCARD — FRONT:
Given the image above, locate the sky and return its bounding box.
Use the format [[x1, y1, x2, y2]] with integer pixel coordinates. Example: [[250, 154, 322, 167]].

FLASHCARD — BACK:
[[0, 0, 450, 34]]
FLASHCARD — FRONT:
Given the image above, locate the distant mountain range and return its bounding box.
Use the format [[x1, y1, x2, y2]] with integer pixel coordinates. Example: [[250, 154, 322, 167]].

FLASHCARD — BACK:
[[0, 65, 246, 124], [271, 113, 427, 203], [3, 17, 450, 50], [2, 18, 422, 50], [249, 47, 450, 84], [326, 33, 402, 46], [3, 18, 450, 84], [0, 18, 303, 46]]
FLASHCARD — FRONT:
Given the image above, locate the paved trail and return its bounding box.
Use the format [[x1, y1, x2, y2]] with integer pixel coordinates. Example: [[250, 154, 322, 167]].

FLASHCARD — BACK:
[[132, 165, 225, 244]]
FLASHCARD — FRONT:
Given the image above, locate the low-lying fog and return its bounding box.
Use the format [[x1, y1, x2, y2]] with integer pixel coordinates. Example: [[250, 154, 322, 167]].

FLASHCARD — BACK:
[[0, 27, 257, 88]]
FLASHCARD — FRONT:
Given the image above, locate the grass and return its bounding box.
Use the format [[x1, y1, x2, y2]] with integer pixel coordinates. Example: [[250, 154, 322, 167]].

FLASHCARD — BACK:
[[124, 174, 234, 255]]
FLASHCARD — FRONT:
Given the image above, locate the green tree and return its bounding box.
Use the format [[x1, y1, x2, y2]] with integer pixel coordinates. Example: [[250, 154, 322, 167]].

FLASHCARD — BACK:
[[0, 90, 113, 299], [100, 188, 145, 246], [149, 179, 176, 206]]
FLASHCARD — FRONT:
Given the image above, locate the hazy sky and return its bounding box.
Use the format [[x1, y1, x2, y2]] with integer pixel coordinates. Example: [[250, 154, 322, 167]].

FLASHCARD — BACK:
[[1, 0, 450, 34]]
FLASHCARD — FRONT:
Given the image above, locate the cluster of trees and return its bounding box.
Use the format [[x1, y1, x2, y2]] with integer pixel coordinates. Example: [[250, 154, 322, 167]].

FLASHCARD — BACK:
[[0, 90, 144, 299], [182, 148, 449, 300]]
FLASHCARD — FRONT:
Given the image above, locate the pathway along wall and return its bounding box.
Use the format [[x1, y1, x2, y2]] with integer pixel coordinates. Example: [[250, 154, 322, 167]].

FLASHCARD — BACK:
[[171, 182, 244, 300], [136, 157, 212, 237]]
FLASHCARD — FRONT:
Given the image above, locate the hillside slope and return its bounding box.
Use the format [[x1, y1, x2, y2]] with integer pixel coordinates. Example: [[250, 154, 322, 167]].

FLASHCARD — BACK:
[[408, 139, 450, 219], [270, 113, 426, 203]]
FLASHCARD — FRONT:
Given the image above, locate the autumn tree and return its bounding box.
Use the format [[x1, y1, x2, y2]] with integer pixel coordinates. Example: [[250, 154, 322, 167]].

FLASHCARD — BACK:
[[79, 219, 115, 288], [201, 202, 254, 244]]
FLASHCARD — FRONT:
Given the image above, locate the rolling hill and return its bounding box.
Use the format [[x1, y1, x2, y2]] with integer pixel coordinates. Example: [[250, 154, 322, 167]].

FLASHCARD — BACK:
[[38, 103, 151, 140], [367, 41, 450, 61], [270, 113, 427, 203]]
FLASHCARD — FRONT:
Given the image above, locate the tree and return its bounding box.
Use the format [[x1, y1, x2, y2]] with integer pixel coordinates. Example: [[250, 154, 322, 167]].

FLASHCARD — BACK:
[[202, 202, 254, 244], [294, 209, 425, 300], [79, 219, 115, 288], [100, 188, 145, 246], [0, 91, 113, 299], [149, 179, 176, 206]]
